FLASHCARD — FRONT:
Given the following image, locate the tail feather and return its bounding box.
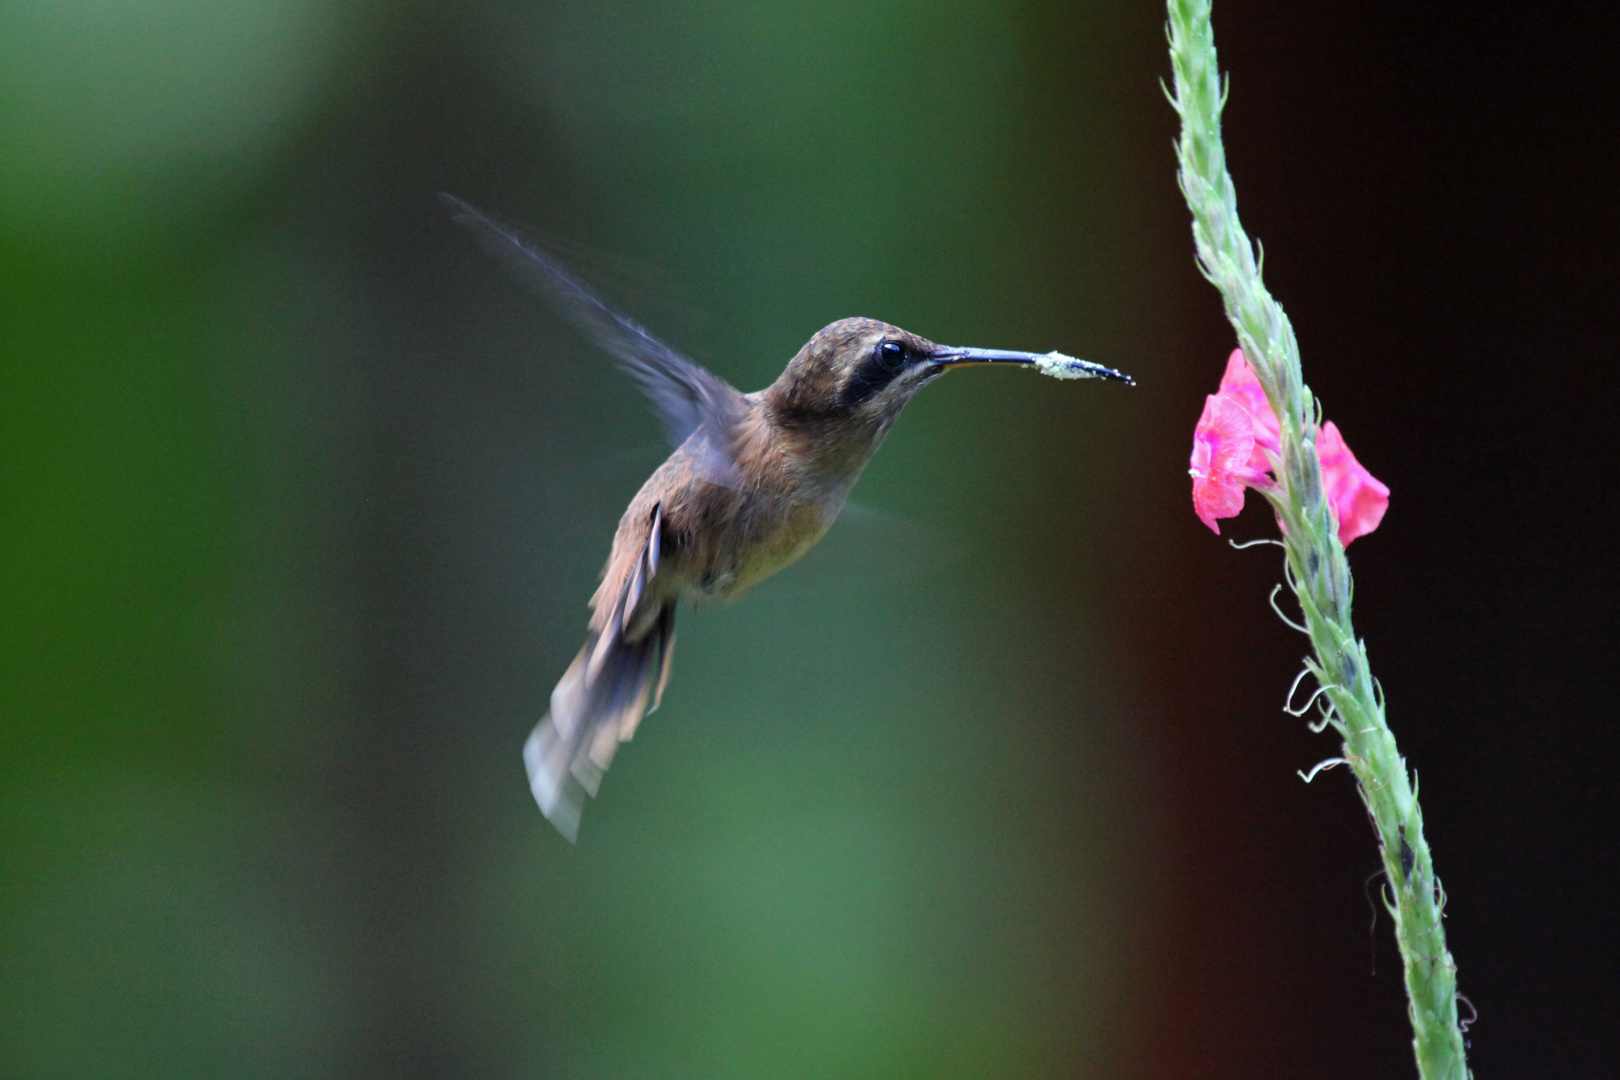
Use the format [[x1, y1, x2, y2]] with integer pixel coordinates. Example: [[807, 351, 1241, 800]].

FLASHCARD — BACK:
[[525, 504, 675, 841], [624, 604, 676, 741]]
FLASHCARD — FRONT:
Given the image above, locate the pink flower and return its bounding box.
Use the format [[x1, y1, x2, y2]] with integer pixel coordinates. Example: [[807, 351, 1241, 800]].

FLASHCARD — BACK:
[[1189, 391, 1271, 535], [1189, 350, 1388, 545], [1317, 420, 1389, 544], [1214, 349, 1280, 472]]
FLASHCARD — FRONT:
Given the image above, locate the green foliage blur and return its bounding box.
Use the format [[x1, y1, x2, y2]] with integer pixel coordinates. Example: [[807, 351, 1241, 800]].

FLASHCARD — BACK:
[[0, 1, 1182, 1075]]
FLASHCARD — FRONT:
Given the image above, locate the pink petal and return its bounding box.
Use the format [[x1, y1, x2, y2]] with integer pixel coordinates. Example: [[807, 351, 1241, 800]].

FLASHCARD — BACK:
[[1216, 350, 1281, 471], [1193, 474, 1247, 534], [1317, 421, 1390, 545], [1190, 394, 1256, 534]]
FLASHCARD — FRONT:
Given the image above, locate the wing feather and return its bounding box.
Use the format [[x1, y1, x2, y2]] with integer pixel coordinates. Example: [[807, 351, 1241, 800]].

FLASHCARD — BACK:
[[441, 194, 746, 485]]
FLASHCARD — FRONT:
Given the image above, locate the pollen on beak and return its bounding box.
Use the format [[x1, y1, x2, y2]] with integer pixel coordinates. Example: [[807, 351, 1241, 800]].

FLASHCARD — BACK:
[[932, 346, 1135, 384]]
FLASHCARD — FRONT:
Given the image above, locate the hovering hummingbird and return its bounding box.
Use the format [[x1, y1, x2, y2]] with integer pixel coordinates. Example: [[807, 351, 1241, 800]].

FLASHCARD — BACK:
[[442, 194, 1133, 841]]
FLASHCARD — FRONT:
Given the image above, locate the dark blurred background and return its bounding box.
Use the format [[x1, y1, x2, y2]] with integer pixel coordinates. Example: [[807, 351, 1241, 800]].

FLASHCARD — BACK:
[[1, 1, 1614, 1077]]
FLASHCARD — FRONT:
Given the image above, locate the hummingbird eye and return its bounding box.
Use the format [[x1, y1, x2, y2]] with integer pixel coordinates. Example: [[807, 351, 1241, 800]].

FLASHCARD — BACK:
[[877, 340, 907, 370]]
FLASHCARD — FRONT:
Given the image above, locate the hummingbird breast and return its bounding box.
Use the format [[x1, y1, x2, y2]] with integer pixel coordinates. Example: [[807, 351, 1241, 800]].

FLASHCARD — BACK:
[[659, 446, 848, 605], [679, 490, 838, 602], [592, 412, 861, 628]]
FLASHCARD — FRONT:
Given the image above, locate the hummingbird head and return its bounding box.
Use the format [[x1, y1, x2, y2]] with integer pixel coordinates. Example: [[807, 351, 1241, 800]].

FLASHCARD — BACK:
[[760, 318, 1130, 485], [764, 317, 1090, 448], [764, 318, 946, 433]]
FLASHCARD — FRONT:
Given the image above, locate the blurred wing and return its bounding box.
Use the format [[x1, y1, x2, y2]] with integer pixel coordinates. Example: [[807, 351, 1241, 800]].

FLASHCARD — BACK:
[[441, 193, 746, 485], [773, 501, 970, 596]]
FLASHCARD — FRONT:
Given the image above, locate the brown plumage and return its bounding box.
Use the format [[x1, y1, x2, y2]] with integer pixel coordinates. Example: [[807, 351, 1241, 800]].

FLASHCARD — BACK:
[[444, 196, 1131, 840]]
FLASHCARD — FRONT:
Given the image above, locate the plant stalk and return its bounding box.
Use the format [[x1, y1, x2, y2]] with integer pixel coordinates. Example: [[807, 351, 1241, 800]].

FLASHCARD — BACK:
[[1165, 2, 1470, 1076]]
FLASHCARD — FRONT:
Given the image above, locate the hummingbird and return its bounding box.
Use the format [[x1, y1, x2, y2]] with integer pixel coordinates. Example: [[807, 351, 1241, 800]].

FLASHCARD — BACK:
[[442, 194, 1133, 841]]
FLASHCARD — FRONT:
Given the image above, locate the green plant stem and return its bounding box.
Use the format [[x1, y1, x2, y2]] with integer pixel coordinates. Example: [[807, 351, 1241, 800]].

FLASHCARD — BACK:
[[1166, 3, 1470, 1077]]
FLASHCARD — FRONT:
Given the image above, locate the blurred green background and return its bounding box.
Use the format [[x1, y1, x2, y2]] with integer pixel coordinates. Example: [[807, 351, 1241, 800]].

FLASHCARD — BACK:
[[0, 1, 1183, 1077]]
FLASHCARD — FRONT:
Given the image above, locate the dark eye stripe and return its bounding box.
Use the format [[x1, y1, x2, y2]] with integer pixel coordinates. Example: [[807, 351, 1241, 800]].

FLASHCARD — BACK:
[[839, 363, 895, 408], [840, 342, 908, 409]]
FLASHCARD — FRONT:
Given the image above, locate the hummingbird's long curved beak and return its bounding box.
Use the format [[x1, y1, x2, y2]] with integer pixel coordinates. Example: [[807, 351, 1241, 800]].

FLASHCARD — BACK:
[[931, 346, 1135, 384]]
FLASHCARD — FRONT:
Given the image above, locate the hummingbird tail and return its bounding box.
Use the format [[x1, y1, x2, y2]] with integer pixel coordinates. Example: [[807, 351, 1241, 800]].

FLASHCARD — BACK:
[[523, 602, 676, 842]]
